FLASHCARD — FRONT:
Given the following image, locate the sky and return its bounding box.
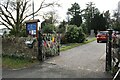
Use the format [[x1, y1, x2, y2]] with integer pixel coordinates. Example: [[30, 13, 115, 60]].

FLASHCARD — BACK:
[[33, 0, 120, 24], [0, 0, 120, 29], [54, 0, 120, 21]]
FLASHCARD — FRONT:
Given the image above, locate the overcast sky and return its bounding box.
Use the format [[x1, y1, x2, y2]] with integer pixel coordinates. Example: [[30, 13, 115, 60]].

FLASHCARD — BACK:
[[0, 0, 120, 29], [34, 0, 120, 21]]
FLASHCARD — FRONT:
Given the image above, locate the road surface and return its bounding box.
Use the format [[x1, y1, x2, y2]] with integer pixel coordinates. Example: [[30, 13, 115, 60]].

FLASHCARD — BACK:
[[2, 41, 112, 78]]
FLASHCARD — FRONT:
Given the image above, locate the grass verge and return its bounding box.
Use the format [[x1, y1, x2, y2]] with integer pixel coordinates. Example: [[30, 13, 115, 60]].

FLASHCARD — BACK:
[[2, 56, 38, 69], [60, 37, 96, 51]]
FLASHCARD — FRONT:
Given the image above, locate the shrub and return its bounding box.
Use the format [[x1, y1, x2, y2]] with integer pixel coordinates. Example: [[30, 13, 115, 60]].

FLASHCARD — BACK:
[[60, 34, 67, 44], [42, 23, 56, 33], [80, 23, 88, 35], [9, 29, 27, 37], [65, 25, 86, 43], [19, 29, 27, 37], [78, 27, 86, 43]]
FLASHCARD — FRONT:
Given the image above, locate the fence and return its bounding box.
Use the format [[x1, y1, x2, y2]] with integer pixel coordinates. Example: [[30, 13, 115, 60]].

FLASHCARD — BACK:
[[112, 35, 120, 72], [106, 30, 120, 79]]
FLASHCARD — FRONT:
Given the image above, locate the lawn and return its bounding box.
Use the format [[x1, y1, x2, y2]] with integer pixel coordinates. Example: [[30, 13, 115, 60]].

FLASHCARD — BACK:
[[60, 37, 96, 51], [2, 56, 38, 69]]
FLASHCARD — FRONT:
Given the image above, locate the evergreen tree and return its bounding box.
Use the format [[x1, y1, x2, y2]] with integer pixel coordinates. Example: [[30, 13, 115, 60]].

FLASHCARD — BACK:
[[67, 2, 82, 27], [91, 13, 107, 34], [83, 2, 100, 34]]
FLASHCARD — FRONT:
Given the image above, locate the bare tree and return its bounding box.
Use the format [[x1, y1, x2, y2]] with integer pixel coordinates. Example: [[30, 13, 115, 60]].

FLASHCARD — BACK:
[[42, 10, 59, 24], [0, 0, 60, 36]]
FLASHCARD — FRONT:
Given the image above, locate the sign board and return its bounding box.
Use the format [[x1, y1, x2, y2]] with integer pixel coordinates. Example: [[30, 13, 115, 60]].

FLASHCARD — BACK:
[[26, 23, 37, 35], [25, 19, 40, 37]]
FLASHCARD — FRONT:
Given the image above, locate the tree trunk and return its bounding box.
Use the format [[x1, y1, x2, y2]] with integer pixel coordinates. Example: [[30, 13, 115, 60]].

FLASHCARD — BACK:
[[16, 1, 20, 36]]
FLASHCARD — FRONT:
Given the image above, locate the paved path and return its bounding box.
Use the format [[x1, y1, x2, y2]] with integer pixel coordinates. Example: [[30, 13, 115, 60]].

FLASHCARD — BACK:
[[2, 41, 112, 78], [47, 40, 106, 72]]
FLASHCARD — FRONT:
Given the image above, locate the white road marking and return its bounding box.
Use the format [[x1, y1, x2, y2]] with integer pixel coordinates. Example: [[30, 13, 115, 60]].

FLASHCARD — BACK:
[[100, 53, 106, 60]]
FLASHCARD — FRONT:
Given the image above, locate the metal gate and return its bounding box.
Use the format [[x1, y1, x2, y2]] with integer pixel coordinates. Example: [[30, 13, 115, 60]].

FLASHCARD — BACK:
[[106, 29, 120, 79]]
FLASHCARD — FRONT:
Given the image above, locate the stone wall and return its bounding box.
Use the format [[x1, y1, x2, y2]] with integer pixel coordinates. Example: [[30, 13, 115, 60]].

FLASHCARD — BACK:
[[2, 36, 38, 59]]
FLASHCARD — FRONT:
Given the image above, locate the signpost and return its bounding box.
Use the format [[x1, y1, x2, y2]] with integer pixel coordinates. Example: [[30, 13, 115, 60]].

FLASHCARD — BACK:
[[25, 19, 43, 61]]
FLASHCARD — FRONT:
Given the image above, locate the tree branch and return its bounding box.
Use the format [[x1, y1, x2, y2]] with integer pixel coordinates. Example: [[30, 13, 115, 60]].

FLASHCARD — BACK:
[[0, 0, 60, 32], [0, 3, 15, 25], [22, 0, 45, 20], [20, 0, 29, 21], [1, 10, 14, 28], [0, 21, 12, 30], [22, 0, 60, 21]]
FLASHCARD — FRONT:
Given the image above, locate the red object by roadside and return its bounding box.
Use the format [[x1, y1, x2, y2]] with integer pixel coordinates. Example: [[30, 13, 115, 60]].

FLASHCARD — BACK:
[[97, 31, 108, 43]]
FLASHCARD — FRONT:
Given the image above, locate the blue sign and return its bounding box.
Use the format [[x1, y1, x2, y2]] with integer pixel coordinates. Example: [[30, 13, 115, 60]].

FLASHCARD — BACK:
[[26, 23, 37, 35], [26, 23, 36, 30]]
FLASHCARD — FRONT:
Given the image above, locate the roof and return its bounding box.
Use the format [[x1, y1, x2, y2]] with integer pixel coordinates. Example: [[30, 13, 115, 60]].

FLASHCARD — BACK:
[[25, 19, 40, 23]]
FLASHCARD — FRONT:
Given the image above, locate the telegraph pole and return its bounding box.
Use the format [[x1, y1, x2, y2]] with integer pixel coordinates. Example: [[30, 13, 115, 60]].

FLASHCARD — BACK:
[[32, 0, 34, 20]]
